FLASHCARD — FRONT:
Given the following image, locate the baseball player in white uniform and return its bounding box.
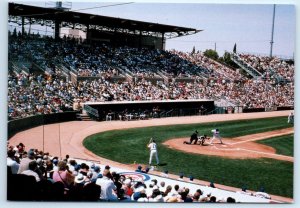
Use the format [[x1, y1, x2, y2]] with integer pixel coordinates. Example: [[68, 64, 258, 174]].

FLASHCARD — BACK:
[[148, 139, 159, 165], [210, 129, 223, 144]]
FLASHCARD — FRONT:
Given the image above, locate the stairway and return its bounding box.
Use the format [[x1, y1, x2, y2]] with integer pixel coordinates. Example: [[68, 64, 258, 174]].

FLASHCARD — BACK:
[[231, 53, 262, 78], [76, 113, 92, 121]]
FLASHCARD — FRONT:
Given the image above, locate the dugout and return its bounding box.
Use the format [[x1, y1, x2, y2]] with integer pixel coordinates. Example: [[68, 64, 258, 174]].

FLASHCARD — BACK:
[[83, 99, 214, 121]]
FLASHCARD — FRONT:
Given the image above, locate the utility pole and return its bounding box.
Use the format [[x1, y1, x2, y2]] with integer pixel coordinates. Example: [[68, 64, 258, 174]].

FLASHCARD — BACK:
[[270, 4, 276, 58]]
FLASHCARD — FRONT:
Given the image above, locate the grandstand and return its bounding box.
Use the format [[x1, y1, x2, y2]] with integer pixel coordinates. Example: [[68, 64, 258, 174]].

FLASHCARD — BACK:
[[7, 2, 294, 203]]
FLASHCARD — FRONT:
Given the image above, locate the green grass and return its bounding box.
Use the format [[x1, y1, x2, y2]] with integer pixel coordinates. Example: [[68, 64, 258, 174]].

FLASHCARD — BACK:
[[257, 134, 294, 157], [83, 116, 293, 198]]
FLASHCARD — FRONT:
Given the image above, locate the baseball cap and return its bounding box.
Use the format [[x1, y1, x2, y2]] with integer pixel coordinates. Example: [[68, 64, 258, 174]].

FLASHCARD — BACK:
[[94, 166, 100, 172], [28, 150, 35, 157]]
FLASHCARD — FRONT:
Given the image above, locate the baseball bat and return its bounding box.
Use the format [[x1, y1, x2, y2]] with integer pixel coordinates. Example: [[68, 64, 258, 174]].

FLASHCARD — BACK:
[[148, 137, 153, 144], [147, 137, 153, 148]]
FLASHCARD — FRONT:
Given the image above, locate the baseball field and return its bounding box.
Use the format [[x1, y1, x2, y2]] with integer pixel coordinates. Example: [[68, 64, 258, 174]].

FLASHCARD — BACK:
[[83, 116, 293, 198]]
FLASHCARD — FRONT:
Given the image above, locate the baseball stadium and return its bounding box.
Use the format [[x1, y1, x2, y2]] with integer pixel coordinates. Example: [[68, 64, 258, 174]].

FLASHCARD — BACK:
[[6, 2, 295, 204]]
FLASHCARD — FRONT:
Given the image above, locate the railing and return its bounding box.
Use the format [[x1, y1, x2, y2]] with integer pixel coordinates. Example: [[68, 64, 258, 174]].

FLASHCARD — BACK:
[[231, 53, 262, 78], [115, 66, 133, 82], [207, 107, 226, 115], [83, 104, 99, 119], [165, 109, 174, 117], [157, 70, 169, 83], [159, 110, 167, 118]]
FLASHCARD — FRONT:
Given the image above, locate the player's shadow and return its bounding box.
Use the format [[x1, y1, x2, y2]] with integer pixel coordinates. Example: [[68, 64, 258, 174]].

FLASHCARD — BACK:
[[157, 163, 167, 166]]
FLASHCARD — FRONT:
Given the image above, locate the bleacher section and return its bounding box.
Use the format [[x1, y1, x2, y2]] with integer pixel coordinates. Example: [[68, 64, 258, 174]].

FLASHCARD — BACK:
[[8, 33, 294, 120]]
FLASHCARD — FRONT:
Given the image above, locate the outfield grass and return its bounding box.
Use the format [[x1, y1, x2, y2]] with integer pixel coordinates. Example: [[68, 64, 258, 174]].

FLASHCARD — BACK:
[[257, 134, 294, 157], [83, 116, 293, 198]]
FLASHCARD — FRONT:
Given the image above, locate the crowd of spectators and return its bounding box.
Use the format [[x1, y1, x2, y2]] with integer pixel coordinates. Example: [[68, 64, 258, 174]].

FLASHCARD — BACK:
[[8, 71, 73, 120], [8, 32, 294, 120], [237, 53, 294, 82], [9, 32, 240, 80], [171, 50, 244, 81], [7, 142, 270, 202]]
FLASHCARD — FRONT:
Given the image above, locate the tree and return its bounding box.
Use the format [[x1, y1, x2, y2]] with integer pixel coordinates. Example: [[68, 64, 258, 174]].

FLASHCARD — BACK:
[[191, 46, 195, 54], [203, 49, 219, 60], [13, 28, 17, 37], [219, 51, 239, 69], [233, 43, 237, 53]]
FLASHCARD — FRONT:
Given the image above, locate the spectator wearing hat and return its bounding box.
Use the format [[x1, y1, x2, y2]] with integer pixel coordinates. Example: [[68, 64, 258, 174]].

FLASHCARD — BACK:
[[52, 161, 75, 189], [73, 164, 81, 176], [79, 163, 89, 176], [68, 173, 87, 201], [193, 189, 203, 201], [52, 158, 59, 171], [68, 159, 77, 173], [17, 149, 35, 174], [135, 165, 143, 172], [74, 173, 87, 185], [7, 150, 19, 174], [96, 169, 118, 201], [90, 166, 102, 181]]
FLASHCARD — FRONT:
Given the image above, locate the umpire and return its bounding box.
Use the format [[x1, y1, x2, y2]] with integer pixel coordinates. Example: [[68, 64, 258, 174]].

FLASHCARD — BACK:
[[183, 130, 200, 145]]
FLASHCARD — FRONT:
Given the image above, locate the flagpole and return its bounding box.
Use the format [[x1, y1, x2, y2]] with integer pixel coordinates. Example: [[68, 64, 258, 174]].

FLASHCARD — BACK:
[[270, 4, 276, 57]]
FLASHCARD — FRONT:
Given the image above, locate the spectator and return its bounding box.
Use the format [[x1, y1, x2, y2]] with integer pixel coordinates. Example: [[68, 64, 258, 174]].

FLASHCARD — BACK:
[[17, 149, 35, 174], [7, 150, 19, 174], [52, 160, 75, 189], [21, 161, 40, 182], [96, 169, 118, 201]]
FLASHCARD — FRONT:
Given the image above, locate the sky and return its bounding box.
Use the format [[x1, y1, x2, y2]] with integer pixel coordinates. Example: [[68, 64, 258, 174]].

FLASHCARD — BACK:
[[10, 1, 295, 58]]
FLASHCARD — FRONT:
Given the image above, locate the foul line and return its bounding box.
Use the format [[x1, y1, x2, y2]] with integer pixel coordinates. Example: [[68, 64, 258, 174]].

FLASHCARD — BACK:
[[229, 130, 294, 145], [212, 145, 293, 161]]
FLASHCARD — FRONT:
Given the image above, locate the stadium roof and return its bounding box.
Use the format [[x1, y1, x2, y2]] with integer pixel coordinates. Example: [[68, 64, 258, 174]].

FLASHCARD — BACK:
[[9, 3, 202, 38]]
